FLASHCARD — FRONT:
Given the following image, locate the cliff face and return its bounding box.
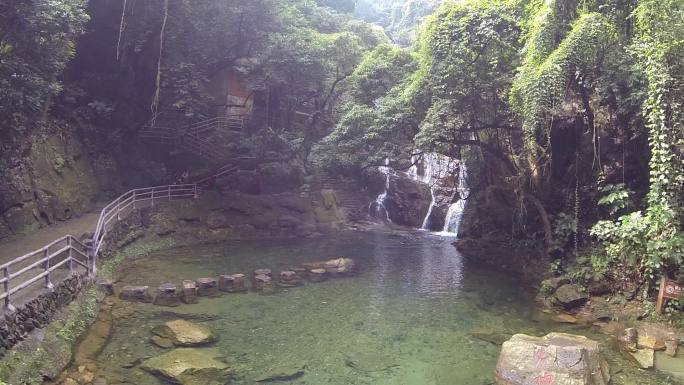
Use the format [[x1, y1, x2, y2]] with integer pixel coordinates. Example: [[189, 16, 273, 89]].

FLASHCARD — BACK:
[[0, 126, 98, 239]]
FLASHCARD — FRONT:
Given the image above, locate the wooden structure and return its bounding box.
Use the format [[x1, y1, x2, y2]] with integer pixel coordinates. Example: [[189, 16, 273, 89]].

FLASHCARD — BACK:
[[656, 277, 683, 313]]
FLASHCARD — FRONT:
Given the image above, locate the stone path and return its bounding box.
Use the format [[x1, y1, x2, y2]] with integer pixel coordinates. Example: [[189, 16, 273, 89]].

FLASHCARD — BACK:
[[0, 205, 103, 314], [0, 204, 104, 265]]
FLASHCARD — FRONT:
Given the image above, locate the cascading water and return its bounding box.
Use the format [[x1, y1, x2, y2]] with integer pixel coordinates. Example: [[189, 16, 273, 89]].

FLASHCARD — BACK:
[[409, 153, 458, 230], [441, 163, 469, 236], [369, 158, 392, 222]]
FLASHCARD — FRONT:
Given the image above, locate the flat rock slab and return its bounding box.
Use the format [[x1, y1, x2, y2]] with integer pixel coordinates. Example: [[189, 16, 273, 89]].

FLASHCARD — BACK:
[[141, 348, 231, 385], [152, 319, 217, 346], [627, 348, 654, 369], [496, 332, 610, 385]]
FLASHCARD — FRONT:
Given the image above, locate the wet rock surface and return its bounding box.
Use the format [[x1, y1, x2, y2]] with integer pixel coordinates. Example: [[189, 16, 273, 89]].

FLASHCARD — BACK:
[[151, 319, 217, 347], [141, 348, 231, 385]]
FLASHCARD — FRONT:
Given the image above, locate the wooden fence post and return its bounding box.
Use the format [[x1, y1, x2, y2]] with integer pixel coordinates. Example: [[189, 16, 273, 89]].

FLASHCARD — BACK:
[[44, 248, 54, 291], [67, 236, 74, 275], [656, 277, 666, 314]]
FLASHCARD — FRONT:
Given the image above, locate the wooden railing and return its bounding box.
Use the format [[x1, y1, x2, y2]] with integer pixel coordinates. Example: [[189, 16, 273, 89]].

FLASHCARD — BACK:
[[90, 184, 199, 262], [0, 235, 90, 312], [140, 114, 245, 164], [0, 142, 245, 311]]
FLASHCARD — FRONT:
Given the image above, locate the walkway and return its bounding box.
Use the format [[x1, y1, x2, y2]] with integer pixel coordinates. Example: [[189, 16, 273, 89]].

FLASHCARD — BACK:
[[0, 205, 103, 266]]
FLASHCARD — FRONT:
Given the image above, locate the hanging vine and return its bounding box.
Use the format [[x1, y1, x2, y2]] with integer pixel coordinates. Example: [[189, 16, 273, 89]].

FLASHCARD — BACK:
[[150, 0, 169, 125], [116, 0, 127, 61]]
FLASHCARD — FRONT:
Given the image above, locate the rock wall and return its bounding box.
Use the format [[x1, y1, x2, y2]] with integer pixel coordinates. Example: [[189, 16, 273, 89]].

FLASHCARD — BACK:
[[0, 127, 100, 238], [0, 274, 87, 357]]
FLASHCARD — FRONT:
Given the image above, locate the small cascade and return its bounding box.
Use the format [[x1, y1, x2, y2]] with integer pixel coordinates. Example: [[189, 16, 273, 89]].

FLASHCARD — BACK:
[[409, 153, 458, 230], [421, 188, 435, 229], [369, 158, 392, 222], [441, 163, 469, 236]]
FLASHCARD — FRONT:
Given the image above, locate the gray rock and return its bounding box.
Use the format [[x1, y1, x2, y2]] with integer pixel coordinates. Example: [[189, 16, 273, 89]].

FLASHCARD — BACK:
[[141, 348, 231, 385], [495, 332, 610, 385], [554, 284, 589, 308], [119, 286, 152, 303], [151, 319, 217, 347]]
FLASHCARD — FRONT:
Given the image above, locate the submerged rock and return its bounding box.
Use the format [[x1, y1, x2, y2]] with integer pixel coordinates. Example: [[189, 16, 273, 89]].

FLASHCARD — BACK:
[[554, 284, 589, 308], [141, 348, 231, 385], [626, 348, 654, 369], [255, 362, 306, 382], [151, 319, 217, 346], [495, 332, 610, 385]]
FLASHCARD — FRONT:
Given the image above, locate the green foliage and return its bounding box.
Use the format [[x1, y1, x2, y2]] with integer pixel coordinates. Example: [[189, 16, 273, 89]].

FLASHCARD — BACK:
[[0, 0, 88, 133], [510, 12, 618, 169], [597, 182, 634, 216], [550, 212, 577, 255]]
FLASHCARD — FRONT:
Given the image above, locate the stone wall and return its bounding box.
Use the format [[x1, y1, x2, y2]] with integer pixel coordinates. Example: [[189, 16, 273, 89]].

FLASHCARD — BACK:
[[0, 274, 88, 357]]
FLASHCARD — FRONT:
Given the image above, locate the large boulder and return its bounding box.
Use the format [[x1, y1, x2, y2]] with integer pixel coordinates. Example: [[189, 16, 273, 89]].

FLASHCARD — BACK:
[[141, 348, 231, 385], [495, 332, 610, 385], [151, 320, 217, 347], [384, 174, 431, 227], [554, 284, 589, 308]]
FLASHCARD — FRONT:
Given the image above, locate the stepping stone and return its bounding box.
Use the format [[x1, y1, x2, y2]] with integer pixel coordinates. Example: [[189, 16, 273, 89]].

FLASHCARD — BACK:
[[154, 283, 180, 307], [119, 286, 152, 303], [309, 268, 327, 283], [97, 279, 114, 296], [218, 274, 247, 292], [253, 268, 272, 278], [289, 266, 308, 280], [181, 280, 198, 304], [277, 270, 301, 288], [196, 278, 219, 297], [254, 274, 275, 294]]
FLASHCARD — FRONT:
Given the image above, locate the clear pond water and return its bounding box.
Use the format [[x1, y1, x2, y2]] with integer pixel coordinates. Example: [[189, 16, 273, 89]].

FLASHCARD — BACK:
[[94, 231, 681, 384]]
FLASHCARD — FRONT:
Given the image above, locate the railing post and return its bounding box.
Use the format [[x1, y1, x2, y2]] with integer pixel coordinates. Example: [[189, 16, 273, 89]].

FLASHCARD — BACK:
[[194, 184, 199, 198], [116, 199, 121, 221], [67, 236, 74, 275], [133, 190, 137, 209], [44, 248, 54, 291], [151, 188, 155, 207], [168, 185, 171, 201], [3, 267, 15, 313]]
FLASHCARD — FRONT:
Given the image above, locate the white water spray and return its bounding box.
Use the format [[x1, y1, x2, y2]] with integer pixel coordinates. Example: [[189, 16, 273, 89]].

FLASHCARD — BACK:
[[370, 158, 392, 222], [441, 163, 469, 236]]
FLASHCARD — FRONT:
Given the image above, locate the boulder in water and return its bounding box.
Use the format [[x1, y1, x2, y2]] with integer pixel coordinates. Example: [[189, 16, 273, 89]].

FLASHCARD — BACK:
[[151, 319, 217, 346], [141, 348, 231, 385], [495, 332, 610, 385]]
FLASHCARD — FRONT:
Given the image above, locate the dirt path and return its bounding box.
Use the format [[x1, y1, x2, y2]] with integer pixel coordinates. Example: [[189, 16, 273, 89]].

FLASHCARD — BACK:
[[0, 205, 104, 265]]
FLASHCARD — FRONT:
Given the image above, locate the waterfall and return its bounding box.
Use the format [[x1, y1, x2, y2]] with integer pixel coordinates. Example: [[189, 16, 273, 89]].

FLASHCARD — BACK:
[[369, 158, 392, 222], [409, 153, 456, 230], [441, 163, 469, 236], [421, 187, 435, 229]]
